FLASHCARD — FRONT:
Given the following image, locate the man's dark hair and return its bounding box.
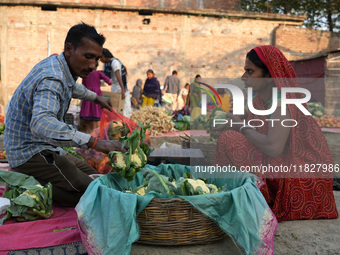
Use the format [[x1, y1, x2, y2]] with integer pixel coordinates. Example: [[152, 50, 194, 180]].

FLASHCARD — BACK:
[[64, 22, 106, 49], [172, 70, 178, 75], [102, 48, 114, 58], [195, 74, 201, 79], [246, 49, 270, 76]]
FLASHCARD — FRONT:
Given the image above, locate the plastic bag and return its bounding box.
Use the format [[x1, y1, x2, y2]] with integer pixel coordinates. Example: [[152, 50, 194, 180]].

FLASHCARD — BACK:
[[77, 109, 150, 174]]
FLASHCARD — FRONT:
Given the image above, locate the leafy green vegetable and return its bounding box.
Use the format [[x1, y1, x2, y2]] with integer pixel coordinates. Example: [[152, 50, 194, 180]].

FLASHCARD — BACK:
[[131, 170, 221, 197], [0, 170, 53, 225], [142, 168, 175, 196], [108, 121, 153, 182], [62, 147, 84, 161]]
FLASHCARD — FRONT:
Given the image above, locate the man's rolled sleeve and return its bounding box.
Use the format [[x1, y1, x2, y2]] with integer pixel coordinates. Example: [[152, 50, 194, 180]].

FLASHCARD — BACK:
[[73, 131, 92, 149], [72, 83, 97, 101]]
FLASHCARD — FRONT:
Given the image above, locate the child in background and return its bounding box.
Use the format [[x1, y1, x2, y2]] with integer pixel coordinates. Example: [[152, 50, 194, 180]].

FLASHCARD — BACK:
[[79, 67, 112, 133]]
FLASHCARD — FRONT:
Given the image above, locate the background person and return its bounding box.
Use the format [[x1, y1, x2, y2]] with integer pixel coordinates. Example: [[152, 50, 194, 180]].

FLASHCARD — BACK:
[[142, 69, 162, 107], [163, 70, 180, 111], [79, 65, 112, 133], [189, 74, 202, 121], [177, 83, 190, 110], [3, 23, 127, 206], [131, 79, 143, 108], [214, 45, 338, 222], [100, 48, 132, 117]]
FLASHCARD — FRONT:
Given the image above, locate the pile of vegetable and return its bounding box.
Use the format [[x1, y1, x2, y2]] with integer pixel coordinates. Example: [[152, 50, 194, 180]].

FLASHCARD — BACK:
[[0, 151, 6, 160], [172, 106, 191, 131], [0, 115, 5, 135], [174, 115, 191, 131], [191, 115, 208, 130], [307, 102, 324, 118], [108, 121, 153, 181], [172, 106, 191, 121], [314, 115, 340, 127], [130, 107, 176, 136], [107, 121, 129, 140], [0, 171, 53, 225], [127, 169, 222, 196]]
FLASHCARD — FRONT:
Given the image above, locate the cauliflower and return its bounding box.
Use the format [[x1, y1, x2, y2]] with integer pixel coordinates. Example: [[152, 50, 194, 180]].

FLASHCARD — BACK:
[[206, 184, 219, 193], [136, 186, 146, 196], [131, 150, 146, 166], [187, 179, 210, 194], [109, 149, 147, 182], [21, 190, 37, 199], [108, 121, 152, 182], [114, 153, 126, 169]]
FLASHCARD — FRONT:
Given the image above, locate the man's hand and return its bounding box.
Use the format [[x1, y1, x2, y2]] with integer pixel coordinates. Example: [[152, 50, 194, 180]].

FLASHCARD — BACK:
[[94, 95, 112, 111], [88, 137, 129, 154]]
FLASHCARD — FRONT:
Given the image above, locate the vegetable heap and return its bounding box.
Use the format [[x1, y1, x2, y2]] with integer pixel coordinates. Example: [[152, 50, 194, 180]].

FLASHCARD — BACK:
[[0, 115, 5, 135], [130, 107, 176, 136], [108, 121, 153, 182], [0, 170, 53, 225], [174, 115, 191, 131], [131, 169, 221, 196], [307, 102, 324, 118], [315, 115, 340, 128]]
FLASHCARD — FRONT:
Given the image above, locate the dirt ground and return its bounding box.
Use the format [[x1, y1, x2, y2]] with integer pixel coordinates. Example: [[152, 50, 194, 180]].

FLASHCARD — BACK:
[[274, 190, 340, 255], [132, 191, 340, 255]]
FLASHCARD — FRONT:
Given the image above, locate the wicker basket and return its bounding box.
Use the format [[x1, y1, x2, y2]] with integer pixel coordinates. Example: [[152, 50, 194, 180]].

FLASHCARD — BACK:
[[137, 197, 227, 245]]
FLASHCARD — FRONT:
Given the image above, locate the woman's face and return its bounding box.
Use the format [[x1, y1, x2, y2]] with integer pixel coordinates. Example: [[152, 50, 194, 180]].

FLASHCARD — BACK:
[[241, 58, 271, 93], [147, 72, 154, 79]]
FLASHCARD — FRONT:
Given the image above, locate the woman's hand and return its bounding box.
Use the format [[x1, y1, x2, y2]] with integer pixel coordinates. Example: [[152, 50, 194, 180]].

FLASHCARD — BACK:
[[210, 113, 244, 138], [94, 95, 112, 111]]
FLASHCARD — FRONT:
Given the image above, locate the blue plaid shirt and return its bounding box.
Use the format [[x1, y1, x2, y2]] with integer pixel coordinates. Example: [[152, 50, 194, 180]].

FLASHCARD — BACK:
[[4, 53, 97, 168]]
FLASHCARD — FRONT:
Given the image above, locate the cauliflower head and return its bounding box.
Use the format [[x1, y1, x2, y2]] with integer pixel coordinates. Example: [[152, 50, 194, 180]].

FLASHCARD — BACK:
[[115, 153, 126, 169], [187, 179, 210, 194]]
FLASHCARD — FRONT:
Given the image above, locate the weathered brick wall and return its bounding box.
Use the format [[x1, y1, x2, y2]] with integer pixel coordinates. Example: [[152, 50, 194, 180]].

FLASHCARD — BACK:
[[0, 4, 338, 111], [6, 0, 240, 11], [275, 24, 340, 60], [0, 5, 285, 108]]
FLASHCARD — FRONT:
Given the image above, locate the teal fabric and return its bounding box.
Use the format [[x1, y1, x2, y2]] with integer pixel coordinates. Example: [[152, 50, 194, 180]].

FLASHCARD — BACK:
[[75, 164, 277, 255]]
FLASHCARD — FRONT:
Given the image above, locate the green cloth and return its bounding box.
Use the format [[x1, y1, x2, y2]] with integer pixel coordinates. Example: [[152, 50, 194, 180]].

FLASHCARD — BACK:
[[75, 164, 277, 255]]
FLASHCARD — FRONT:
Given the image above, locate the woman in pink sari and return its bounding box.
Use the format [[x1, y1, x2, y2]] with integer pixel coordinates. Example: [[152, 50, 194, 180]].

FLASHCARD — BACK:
[[215, 45, 338, 222]]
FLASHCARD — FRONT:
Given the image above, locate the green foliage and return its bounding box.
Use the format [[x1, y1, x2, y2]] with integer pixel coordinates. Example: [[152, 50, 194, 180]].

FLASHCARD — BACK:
[[240, 0, 340, 32]]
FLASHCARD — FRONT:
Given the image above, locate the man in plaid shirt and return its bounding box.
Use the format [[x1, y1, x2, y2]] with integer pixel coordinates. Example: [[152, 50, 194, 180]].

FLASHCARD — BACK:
[[4, 23, 127, 206]]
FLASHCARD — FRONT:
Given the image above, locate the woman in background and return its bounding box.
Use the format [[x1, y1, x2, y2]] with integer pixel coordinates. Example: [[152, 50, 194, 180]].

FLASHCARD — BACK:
[[142, 69, 162, 107]]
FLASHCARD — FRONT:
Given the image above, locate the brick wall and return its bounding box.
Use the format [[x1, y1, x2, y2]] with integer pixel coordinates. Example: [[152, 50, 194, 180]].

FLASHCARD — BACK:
[[7, 0, 240, 11], [275, 24, 340, 60], [0, 4, 338, 110]]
